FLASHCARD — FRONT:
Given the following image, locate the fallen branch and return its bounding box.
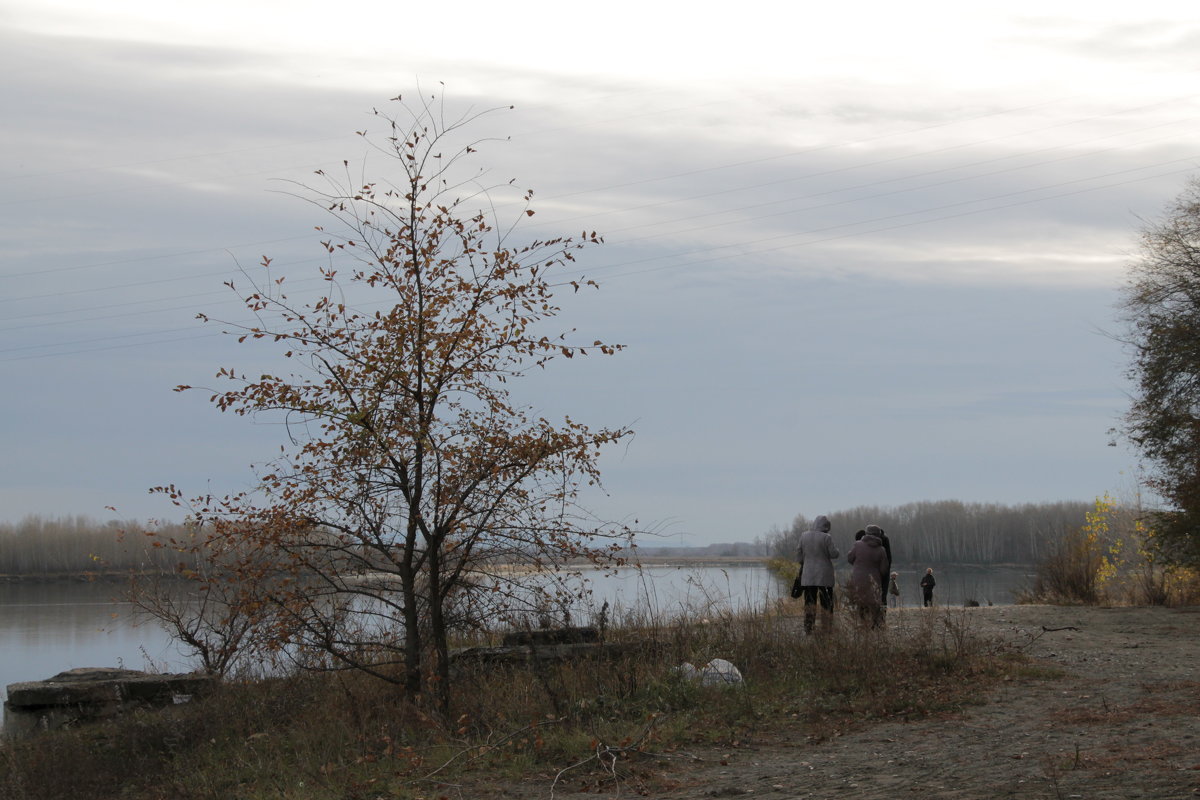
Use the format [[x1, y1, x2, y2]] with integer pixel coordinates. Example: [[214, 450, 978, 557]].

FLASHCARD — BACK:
[[418, 717, 566, 782], [549, 713, 664, 800]]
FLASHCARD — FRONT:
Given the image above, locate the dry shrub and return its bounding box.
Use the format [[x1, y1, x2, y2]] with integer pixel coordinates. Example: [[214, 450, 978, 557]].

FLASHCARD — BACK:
[[1019, 496, 1200, 607], [1018, 527, 1102, 605]]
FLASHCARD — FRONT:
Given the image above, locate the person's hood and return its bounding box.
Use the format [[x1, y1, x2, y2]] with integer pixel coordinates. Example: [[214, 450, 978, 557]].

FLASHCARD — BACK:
[[812, 515, 831, 533], [859, 533, 882, 547]]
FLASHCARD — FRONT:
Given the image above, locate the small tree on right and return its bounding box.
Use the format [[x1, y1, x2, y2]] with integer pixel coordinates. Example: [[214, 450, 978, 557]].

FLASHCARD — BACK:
[[1120, 176, 1200, 566]]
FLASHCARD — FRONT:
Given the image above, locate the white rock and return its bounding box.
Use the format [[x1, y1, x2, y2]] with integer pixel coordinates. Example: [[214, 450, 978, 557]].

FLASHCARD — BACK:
[[673, 662, 700, 680], [700, 658, 743, 686]]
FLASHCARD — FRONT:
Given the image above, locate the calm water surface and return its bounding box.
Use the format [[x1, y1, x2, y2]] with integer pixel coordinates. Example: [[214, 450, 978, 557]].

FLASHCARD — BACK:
[[1, 564, 1032, 706], [0, 581, 192, 702]]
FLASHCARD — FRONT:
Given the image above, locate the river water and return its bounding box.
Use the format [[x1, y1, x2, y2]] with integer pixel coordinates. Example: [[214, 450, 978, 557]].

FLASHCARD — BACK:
[[0, 564, 1032, 709]]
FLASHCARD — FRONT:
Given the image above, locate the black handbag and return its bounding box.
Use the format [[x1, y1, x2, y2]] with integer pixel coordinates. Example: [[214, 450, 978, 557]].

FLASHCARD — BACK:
[[790, 571, 803, 599]]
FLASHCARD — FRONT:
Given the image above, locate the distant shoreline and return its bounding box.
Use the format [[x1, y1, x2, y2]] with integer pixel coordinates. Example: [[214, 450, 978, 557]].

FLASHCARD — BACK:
[[0, 559, 1037, 582], [624, 556, 769, 568], [0, 571, 133, 583]]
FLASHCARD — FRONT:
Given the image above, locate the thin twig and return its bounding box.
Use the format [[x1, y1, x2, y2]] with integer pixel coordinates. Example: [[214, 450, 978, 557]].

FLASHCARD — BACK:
[[419, 717, 565, 781]]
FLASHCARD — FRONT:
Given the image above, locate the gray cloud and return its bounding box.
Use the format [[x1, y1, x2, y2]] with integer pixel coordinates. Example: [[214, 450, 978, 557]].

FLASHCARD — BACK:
[[0, 17, 1179, 540]]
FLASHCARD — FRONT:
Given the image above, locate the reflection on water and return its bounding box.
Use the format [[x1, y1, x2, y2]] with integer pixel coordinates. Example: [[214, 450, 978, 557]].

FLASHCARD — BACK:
[[569, 563, 1031, 621], [570, 564, 780, 621], [0, 581, 189, 704], [905, 566, 1036, 608], [0, 564, 1033, 709]]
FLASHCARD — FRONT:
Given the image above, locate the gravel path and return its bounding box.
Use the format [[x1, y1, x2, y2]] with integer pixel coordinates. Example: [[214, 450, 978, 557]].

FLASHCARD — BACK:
[[655, 605, 1200, 800]]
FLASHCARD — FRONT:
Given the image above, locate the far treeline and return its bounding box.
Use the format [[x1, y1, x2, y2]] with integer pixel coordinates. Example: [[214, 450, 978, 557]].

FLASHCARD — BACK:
[[763, 500, 1093, 566], [0, 515, 189, 577], [0, 500, 1087, 577]]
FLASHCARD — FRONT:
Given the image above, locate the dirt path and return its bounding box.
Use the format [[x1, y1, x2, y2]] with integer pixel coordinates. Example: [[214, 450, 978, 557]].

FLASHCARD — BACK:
[[502, 605, 1200, 799]]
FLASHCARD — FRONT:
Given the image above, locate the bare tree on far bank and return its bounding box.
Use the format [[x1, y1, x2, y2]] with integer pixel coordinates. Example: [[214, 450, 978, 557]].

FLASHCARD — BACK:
[[765, 500, 1092, 565], [2, 498, 1091, 579], [0, 515, 196, 576]]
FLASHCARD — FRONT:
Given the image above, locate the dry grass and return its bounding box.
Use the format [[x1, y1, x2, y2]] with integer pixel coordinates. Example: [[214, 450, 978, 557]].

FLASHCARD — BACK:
[[1078, 739, 1193, 769], [1035, 675, 1200, 730], [1129, 679, 1200, 714], [0, 602, 1025, 800], [1048, 701, 1138, 726]]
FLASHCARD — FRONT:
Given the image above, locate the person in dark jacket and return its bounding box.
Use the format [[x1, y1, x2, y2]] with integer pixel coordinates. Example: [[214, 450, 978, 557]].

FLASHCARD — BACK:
[[846, 528, 890, 628], [920, 567, 936, 607], [865, 524, 893, 610], [795, 515, 840, 634]]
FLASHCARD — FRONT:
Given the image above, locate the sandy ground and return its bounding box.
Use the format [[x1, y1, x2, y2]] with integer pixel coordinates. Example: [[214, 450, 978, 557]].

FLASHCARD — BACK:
[[489, 605, 1200, 799]]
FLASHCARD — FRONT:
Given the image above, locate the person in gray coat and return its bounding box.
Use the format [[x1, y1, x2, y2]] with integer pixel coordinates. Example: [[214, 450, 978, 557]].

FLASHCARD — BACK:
[[796, 515, 840, 634], [846, 527, 890, 628]]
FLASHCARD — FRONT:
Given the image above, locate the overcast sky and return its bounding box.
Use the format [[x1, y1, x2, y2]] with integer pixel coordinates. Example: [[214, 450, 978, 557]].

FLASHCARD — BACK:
[[3, 2, 1198, 544]]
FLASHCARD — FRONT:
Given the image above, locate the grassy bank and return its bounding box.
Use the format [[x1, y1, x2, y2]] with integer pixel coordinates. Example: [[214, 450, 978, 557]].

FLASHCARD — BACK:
[[0, 600, 1033, 800]]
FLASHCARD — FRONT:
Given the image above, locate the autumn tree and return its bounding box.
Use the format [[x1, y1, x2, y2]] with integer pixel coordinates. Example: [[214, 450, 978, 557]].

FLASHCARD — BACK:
[[1120, 176, 1200, 566], [153, 94, 632, 707]]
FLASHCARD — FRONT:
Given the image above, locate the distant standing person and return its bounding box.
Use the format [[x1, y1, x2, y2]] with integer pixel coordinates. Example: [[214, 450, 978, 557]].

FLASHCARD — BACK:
[[846, 527, 890, 628], [796, 515, 840, 635], [888, 572, 900, 608], [920, 567, 936, 607], [865, 524, 893, 611]]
